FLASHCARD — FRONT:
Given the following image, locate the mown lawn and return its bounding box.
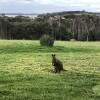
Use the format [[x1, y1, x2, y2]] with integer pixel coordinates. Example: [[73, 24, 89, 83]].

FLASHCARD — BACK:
[[0, 40, 100, 100]]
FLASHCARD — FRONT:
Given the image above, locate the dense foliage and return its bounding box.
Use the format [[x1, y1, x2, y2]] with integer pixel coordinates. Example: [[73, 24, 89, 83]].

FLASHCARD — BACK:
[[0, 11, 100, 41], [40, 35, 54, 47]]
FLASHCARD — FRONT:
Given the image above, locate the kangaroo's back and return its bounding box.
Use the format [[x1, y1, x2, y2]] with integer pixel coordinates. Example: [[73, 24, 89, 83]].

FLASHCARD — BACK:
[[52, 54, 64, 72]]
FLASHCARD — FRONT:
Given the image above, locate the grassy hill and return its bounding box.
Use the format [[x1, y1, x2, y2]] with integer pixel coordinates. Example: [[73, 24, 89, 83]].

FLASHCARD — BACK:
[[0, 40, 100, 100]]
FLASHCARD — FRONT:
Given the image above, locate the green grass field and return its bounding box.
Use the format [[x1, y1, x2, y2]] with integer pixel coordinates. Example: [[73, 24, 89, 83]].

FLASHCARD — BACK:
[[0, 40, 100, 100]]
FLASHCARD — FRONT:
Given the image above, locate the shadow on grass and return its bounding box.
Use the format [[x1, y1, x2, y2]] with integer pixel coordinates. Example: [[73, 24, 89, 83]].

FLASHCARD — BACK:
[[0, 70, 99, 86], [0, 70, 100, 99], [0, 90, 13, 96], [0, 45, 99, 54]]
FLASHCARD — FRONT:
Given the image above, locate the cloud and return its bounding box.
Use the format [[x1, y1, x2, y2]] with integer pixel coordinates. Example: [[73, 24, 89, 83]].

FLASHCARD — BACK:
[[0, 0, 32, 3], [0, 0, 100, 13], [1, 0, 100, 6], [34, 0, 100, 12], [34, 0, 100, 5], [32, 0, 100, 11]]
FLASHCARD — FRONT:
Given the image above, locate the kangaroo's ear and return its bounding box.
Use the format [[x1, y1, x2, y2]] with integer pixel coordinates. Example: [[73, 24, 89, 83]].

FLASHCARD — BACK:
[[52, 54, 55, 56]]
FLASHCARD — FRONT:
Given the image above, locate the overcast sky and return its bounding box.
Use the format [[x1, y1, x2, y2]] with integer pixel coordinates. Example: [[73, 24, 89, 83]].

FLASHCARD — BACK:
[[0, 0, 100, 14]]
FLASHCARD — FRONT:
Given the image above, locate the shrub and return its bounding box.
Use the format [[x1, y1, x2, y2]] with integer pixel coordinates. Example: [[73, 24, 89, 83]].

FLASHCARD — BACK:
[[70, 38, 76, 41], [40, 35, 54, 47]]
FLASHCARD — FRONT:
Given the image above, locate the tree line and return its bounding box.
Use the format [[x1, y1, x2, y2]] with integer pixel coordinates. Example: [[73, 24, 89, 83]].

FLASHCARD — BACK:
[[0, 11, 100, 41]]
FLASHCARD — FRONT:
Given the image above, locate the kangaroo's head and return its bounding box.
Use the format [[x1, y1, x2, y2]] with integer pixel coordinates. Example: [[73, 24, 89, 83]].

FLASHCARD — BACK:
[[52, 54, 56, 59]]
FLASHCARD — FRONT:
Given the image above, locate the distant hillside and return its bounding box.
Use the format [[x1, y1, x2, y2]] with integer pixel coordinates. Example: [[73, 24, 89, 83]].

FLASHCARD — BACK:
[[38, 11, 100, 17], [36, 11, 100, 41], [0, 11, 100, 40]]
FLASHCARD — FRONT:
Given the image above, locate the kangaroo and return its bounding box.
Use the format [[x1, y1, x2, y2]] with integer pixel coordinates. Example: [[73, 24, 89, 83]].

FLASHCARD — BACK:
[[52, 54, 64, 73]]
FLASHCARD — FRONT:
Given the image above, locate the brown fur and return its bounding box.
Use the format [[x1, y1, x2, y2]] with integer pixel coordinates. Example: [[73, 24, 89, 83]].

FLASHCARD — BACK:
[[52, 54, 64, 73]]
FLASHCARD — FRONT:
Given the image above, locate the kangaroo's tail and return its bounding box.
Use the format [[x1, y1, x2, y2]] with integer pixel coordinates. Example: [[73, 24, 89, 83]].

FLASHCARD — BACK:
[[62, 69, 67, 71]]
